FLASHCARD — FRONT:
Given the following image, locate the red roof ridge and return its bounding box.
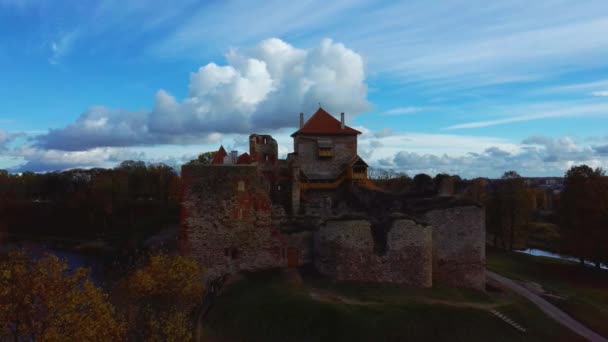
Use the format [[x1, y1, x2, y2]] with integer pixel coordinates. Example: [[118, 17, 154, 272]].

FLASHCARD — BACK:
[[291, 108, 361, 137], [211, 145, 228, 164]]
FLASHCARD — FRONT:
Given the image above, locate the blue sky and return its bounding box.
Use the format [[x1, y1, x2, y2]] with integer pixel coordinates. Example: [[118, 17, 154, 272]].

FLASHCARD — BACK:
[[1, 0, 608, 177]]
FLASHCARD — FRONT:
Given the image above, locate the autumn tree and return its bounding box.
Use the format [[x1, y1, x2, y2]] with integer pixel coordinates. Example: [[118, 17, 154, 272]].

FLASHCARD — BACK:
[[125, 254, 205, 342], [559, 165, 608, 267], [462, 178, 488, 203], [0, 251, 125, 341], [487, 171, 533, 250]]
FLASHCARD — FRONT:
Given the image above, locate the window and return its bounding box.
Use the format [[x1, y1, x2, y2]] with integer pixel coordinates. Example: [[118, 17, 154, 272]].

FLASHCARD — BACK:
[[264, 154, 269, 161], [237, 180, 245, 191], [263, 137, 268, 144], [317, 139, 333, 158]]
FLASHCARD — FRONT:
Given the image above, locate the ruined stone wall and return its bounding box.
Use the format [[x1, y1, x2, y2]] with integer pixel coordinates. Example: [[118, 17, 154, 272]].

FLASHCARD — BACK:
[[295, 135, 357, 179], [314, 219, 432, 287], [181, 164, 292, 279], [423, 205, 485, 290]]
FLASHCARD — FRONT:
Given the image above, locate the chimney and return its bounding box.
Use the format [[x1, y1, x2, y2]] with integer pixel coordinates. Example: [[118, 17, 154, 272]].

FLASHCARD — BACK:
[[299, 112, 304, 128], [340, 112, 345, 129]]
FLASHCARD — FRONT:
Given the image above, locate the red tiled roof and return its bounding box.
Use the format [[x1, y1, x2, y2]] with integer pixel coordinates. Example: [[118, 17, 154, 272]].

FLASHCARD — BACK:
[[237, 152, 252, 164], [211, 146, 228, 165], [291, 108, 361, 137]]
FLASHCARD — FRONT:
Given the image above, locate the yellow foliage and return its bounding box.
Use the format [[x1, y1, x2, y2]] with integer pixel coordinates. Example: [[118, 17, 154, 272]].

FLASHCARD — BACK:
[[125, 254, 204, 342], [0, 251, 126, 341]]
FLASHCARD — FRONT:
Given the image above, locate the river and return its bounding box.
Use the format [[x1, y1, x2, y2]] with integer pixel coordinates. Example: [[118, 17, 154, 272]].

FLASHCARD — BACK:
[[516, 248, 608, 270]]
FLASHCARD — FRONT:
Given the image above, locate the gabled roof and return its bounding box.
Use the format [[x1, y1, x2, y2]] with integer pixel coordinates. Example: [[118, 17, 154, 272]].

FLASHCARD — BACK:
[[237, 152, 252, 164], [211, 146, 228, 165], [291, 108, 361, 137], [350, 155, 368, 167]]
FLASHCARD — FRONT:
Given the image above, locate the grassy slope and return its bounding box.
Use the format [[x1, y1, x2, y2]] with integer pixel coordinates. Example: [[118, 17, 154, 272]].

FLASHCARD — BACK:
[[202, 270, 580, 342], [487, 248, 608, 338]]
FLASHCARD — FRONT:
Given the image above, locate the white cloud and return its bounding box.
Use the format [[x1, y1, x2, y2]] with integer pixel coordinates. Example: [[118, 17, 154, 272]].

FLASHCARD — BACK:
[[38, 38, 370, 151], [383, 135, 608, 178], [11, 146, 145, 173], [49, 30, 79, 65], [0, 130, 10, 149], [382, 107, 426, 115], [591, 90, 608, 97], [444, 102, 608, 130], [150, 1, 608, 87]]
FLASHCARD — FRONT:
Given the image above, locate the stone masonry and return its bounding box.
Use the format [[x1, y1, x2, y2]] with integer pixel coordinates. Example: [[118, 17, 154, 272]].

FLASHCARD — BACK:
[[424, 206, 486, 289], [314, 218, 432, 287], [180, 164, 287, 279]]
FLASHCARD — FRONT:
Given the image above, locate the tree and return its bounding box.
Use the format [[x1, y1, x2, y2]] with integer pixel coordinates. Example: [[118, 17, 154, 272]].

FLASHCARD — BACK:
[[434, 173, 454, 196], [487, 171, 533, 250], [125, 254, 205, 341], [412, 173, 434, 194], [0, 251, 125, 341], [560, 165, 608, 267], [187, 151, 216, 165]]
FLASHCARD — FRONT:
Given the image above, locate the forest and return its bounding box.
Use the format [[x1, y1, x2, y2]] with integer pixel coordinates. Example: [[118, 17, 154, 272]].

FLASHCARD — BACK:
[[0, 161, 180, 246]]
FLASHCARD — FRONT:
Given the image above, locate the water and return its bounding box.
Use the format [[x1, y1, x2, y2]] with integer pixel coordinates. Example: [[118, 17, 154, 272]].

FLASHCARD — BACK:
[[516, 248, 608, 270], [1, 240, 114, 285]]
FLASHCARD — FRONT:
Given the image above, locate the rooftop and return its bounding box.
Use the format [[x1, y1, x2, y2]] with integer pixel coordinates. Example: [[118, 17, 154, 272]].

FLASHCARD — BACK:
[[291, 108, 361, 137]]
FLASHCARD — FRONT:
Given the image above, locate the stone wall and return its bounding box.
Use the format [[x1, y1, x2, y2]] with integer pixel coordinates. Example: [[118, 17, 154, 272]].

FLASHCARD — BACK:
[[424, 205, 485, 290], [181, 161, 485, 290], [295, 135, 357, 179], [314, 219, 432, 287], [181, 164, 290, 279]]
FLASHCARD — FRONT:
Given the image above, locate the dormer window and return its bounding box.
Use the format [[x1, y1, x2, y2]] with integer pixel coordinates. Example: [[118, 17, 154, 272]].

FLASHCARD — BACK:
[[318, 140, 333, 158]]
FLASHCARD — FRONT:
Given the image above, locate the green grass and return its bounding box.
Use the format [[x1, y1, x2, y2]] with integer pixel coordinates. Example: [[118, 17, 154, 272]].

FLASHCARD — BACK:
[[202, 270, 581, 342], [487, 248, 608, 338]]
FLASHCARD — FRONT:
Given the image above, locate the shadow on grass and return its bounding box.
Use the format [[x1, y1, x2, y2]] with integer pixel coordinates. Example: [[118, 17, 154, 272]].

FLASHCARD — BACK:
[[202, 268, 581, 342]]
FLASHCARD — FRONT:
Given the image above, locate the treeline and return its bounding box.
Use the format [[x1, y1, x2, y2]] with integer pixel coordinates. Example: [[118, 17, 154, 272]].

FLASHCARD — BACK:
[[0, 161, 180, 242], [369, 169, 463, 195]]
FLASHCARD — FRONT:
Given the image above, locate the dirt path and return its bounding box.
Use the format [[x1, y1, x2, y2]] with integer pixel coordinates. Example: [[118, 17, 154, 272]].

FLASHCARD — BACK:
[[487, 271, 608, 342]]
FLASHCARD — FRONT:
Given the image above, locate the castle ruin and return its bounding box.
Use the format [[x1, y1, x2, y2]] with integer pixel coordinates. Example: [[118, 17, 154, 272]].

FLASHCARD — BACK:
[[180, 108, 485, 289]]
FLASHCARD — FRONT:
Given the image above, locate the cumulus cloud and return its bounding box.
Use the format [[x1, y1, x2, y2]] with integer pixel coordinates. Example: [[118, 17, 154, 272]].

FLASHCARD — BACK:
[[0, 130, 9, 148], [592, 144, 608, 155], [0, 129, 20, 151], [383, 135, 607, 178], [37, 38, 370, 151], [11, 146, 146, 173]]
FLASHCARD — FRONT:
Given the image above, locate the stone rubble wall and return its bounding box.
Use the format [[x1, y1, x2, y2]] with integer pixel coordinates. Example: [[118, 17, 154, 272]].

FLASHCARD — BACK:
[[314, 219, 432, 287], [181, 164, 289, 280], [424, 205, 486, 290], [181, 163, 486, 289]]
